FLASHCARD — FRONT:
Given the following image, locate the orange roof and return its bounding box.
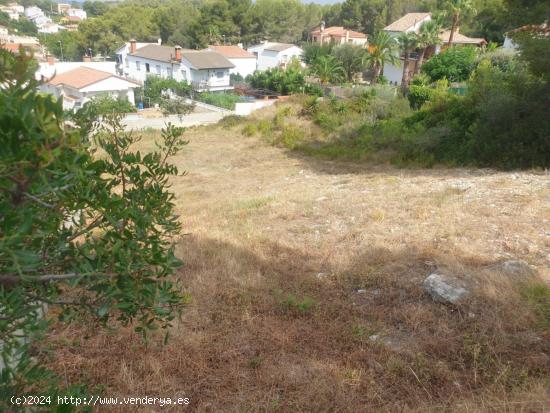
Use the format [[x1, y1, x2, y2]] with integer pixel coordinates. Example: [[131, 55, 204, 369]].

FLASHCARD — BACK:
[[0, 43, 22, 53], [208, 45, 255, 58], [48, 66, 138, 89], [311, 26, 367, 39]]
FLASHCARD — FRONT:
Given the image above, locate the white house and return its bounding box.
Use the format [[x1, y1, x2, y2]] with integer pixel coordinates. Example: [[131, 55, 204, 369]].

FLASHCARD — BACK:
[[382, 12, 432, 85], [36, 58, 117, 81], [180, 50, 234, 91], [67, 8, 87, 20], [207, 44, 256, 78], [0, 3, 24, 20], [24, 6, 43, 21], [310, 23, 368, 46], [40, 66, 139, 111], [247, 42, 303, 71], [38, 23, 61, 34], [122, 42, 189, 83], [117, 40, 234, 91]]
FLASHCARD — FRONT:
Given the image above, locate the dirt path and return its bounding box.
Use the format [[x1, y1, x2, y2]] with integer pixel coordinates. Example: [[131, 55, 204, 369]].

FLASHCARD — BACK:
[[49, 123, 550, 412]]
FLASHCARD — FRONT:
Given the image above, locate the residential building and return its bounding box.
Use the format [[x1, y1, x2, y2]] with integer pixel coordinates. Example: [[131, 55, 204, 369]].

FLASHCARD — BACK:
[[38, 23, 61, 34], [0, 26, 8, 36], [180, 50, 234, 91], [207, 44, 256, 78], [503, 23, 549, 50], [67, 8, 87, 20], [0, 3, 23, 20], [117, 40, 234, 91], [310, 23, 368, 46], [57, 3, 71, 14], [24, 6, 43, 21], [40, 66, 139, 111], [36, 57, 117, 81], [382, 12, 486, 85], [247, 42, 303, 71]]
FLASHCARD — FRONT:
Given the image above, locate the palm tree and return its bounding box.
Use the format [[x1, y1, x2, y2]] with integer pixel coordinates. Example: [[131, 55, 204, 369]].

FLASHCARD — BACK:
[[398, 32, 418, 92], [446, 0, 476, 46], [311, 55, 345, 85], [364, 31, 399, 84], [414, 20, 442, 75]]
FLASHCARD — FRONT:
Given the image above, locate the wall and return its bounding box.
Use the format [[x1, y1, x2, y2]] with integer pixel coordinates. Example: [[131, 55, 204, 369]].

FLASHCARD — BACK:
[[234, 99, 276, 116], [383, 61, 403, 85], [229, 57, 256, 78], [125, 55, 184, 83]]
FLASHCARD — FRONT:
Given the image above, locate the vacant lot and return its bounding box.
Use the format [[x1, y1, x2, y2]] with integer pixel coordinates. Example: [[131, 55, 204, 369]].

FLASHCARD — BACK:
[[46, 116, 549, 412]]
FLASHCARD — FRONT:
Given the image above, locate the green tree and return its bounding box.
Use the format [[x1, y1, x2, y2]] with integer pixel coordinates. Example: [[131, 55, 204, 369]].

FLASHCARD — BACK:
[[302, 43, 333, 66], [331, 44, 367, 82], [398, 32, 418, 92], [414, 20, 442, 75], [364, 31, 399, 84], [311, 55, 345, 85], [0, 49, 187, 406], [421, 46, 478, 81], [445, 0, 476, 46]]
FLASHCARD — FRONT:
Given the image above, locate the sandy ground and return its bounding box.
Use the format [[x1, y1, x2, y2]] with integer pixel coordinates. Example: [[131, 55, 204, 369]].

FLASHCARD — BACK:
[[46, 122, 550, 412]]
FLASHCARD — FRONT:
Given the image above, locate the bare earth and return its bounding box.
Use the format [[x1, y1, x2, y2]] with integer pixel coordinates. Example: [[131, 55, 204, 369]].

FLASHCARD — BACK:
[[47, 121, 550, 412]]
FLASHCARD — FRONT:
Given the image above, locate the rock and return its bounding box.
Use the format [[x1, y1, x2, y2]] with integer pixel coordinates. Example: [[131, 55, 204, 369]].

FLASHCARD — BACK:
[[496, 260, 535, 278], [316, 272, 329, 279], [356, 289, 367, 294], [423, 273, 469, 305]]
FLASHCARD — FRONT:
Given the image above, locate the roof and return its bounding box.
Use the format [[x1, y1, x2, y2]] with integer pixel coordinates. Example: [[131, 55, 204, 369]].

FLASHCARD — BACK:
[[47, 66, 138, 89], [1, 43, 22, 53], [506, 23, 550, 37], [310, 26, 367, 39], [439, 30, 487, 45], [383, 12, 431, 32], [208, 45, 255, 58], [264, 43, 297, 52], [130, 44, 187, 63], [181, 51, 234, 69]]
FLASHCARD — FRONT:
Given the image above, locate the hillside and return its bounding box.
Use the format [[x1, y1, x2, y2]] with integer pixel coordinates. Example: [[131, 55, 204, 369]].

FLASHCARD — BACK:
[[44, 113, 550, 412]]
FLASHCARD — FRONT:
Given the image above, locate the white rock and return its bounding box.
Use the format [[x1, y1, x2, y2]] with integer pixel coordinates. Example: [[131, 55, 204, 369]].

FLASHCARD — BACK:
[[423, 273, 469, 305]]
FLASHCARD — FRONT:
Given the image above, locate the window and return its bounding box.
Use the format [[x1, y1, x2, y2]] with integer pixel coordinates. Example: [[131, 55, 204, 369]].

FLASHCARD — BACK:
[[216, 71, 224, 78], [136, 61, 141, 71], [145, 63, 150, 73], [156, 65, 161, 75], [167, 67, 173, 78], [181, 69, 187, 80]]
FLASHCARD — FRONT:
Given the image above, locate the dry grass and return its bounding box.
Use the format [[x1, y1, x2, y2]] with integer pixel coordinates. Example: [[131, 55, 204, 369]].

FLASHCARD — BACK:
[[44, 117, 550, 412]]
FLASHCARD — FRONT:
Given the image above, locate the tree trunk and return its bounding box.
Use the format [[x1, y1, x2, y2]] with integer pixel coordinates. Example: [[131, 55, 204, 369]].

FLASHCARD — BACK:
[[372, 64, 381, 84], [448, 13, 459, 46], [401, 57, 410, 93], [414, 48, 427, 75]]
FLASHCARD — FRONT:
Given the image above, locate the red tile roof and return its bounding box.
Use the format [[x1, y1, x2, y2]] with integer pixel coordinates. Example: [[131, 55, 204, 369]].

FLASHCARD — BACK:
[[47, 66, 138, 89]]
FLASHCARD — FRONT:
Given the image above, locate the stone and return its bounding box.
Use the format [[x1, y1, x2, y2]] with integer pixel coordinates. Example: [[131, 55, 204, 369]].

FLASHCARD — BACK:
[[423, 273, 469, 305], [496, 260, 535, 278]]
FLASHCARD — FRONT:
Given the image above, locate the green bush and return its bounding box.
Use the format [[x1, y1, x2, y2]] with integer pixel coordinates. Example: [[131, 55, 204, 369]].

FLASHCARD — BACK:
[[242, 123, 258, 136], [159, 97, 195, 117], [422, 46, 479, 82], [143, 76, 191, 105], [195, 92, 244, 110]]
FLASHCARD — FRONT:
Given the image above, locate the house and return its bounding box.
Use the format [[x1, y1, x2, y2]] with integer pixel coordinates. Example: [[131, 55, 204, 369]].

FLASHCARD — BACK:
[[40, 66, 139, 111], [0, 3, 23, 20], [310, 23, 368, 46], [24, 6, 43, 21], [57, 3, 71, 14], [123, 41, 189, 83], [206, 44, 256, 78], [36, 56, 117, 81], [117, 39, 234, 91], [382, 12, 486, 85], [180, 50, 234, 91], [67, 8, 87, 20], [38, 23, 61, 34], [247, 42, 303, 71]]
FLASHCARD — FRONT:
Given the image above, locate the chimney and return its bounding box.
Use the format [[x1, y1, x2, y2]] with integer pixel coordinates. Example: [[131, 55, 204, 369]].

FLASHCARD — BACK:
[[157, 38, 162, 45], [345, 30, 350, 43], [83, 54, 91, 62], [46, 54, 54, 66], [174, 45, 182, 61], [130, 38, 136, 54], [237, 42, 243, 49]]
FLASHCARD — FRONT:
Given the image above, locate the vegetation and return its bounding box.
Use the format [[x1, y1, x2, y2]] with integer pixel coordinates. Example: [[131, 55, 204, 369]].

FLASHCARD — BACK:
[[364, 31, 399, 83], [310, 55, 346, 85], [195, 92, 245, 110], [142, 76, 191, 105], [160, 97, 195, 117], [421, 46, 479, 82], [247, 67, 308, 95], [0, 49, 187, 408]]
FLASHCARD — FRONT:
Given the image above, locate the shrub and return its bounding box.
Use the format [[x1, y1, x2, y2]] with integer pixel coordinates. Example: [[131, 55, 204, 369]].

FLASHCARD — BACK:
[[219, 115, 246, 129], [195, 92, 244, 110], [422, 46, 479, 82], [248, 67, 306, 95], [159, 97, 195, 117], [242, 123, 257, 136], [143, 76, 191, 104], [279, 125, 305, 149]]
